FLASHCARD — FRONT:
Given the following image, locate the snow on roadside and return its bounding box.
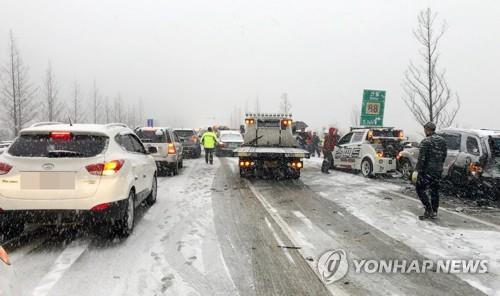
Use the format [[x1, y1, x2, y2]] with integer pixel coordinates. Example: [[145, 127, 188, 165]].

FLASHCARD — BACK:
[[302, 159, 500, 295]]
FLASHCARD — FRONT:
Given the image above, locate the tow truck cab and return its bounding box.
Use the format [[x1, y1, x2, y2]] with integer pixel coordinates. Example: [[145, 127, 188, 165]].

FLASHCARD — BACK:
[[233, 113, 310, 179]]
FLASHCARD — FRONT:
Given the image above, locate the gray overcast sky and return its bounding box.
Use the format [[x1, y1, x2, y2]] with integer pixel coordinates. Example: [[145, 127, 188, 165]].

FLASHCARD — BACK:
[[1, 0, 499, 138]]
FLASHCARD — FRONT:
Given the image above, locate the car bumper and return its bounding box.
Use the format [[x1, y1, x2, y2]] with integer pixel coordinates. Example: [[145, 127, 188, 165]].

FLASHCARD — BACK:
[[152, 154, 178, 163], [0, 199, 126, 225], [182, 145, 201, 156], [373, 158, 397, 174]]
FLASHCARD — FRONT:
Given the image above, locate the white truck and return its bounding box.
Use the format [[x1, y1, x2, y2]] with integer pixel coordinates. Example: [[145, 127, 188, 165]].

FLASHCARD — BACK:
[[333, 126, 405, 177], [233, 113, 310, 179]]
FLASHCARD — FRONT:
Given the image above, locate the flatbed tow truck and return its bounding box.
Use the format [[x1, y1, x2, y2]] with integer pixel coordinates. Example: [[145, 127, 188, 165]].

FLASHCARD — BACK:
[[233, 113, 310, 179]]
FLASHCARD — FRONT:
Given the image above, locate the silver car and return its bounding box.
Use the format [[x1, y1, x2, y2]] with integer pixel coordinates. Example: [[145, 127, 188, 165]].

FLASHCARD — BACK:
[[398, 128, 500, 197], [135, 127, 184, 176]]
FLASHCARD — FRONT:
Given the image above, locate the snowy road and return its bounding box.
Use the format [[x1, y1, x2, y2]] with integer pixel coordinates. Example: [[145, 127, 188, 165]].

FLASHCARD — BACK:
[[3, 157, 500, 295]]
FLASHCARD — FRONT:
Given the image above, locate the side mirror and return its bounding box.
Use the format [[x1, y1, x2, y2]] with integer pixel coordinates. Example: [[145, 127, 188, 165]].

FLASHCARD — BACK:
[[148, 146, 158, 154]]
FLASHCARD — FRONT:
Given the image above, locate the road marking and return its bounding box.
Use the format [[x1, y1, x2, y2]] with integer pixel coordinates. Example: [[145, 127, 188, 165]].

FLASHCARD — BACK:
[[32, 239, 89, 296], [264, 217, 295, 264], [292, 211, 314, 230], [247, 181, 301, 249], [390, 191, 500, 232]]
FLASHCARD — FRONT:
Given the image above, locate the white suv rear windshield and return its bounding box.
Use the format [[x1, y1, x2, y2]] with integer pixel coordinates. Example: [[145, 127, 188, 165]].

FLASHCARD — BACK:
[[174, 130, 195, 138], [8, 134, 108, 158]]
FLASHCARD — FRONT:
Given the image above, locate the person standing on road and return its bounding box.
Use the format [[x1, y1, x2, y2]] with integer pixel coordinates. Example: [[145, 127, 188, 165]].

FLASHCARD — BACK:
[[415, 122, 447, 220], [321, 127, 337, 174], [201, 127, 218, 165], [311, 132, 321, 157]]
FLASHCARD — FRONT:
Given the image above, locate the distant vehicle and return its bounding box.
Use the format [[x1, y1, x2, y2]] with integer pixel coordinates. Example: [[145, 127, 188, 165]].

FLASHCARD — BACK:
[[216, 130, 244, 157], [234, 113, 310, 179], [0, 141, 12, 155], [333, 127, 405, 177], [0, 123, 158, 238], [135, 127, 184, 176], [173, 128, 201, 158], [398, 128, 500, 198]]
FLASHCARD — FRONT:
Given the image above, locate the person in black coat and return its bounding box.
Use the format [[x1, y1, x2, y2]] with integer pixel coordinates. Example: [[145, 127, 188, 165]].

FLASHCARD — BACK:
[[415, 122, 447, 220]]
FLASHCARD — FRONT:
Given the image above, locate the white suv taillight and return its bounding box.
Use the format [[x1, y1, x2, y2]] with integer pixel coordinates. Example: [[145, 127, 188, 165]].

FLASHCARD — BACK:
[[86, 160, 124, 176], [167, 143, 176, 154], [0, 162, 12, 175]]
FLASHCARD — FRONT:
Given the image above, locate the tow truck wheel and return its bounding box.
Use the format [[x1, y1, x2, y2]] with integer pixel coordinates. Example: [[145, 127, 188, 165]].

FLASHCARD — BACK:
[[399, 158, 412, 180], [361, 158, 374, 178]]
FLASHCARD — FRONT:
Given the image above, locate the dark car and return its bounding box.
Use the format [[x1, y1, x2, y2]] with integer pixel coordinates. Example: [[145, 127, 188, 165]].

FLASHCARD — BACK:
[[174, 129, 201, 158]]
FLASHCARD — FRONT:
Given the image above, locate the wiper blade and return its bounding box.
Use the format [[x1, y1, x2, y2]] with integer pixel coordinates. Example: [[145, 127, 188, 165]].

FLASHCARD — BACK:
[[48, 150, 85, 157]]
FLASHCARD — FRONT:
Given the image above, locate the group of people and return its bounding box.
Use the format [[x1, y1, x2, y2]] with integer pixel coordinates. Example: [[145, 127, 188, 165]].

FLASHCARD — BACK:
[[296, 131, 322, 157]]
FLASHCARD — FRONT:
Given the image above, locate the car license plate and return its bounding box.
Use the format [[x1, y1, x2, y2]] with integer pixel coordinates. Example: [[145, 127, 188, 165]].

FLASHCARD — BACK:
[[21, 172, 76, 190], [264, 160, 278, 168]]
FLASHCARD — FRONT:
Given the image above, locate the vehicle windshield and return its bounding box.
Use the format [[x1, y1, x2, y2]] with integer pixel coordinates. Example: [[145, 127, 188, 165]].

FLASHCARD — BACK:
[[135, 129, 167, 143], [221, 133, 243, 142], [8, 134, 108, 157], [174, 130, 195, 138]]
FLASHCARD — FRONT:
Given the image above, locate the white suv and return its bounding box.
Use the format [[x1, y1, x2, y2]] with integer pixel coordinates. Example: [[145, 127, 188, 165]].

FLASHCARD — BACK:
[[0, 123, 158, 238]]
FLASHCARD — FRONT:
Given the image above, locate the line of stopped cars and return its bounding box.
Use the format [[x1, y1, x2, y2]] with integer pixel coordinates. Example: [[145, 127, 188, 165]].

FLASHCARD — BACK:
[[0, 123, 207, 241]]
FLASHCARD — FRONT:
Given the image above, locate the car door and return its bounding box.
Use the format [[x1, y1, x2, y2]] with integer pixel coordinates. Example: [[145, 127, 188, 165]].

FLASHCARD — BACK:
[[118, 134, 147, 196], [348, 131, 366, 169], [171, 131, 183, 160], [438, 132, 462, 179], [129, 133, 154, 200], [334, 132, 354, 168]]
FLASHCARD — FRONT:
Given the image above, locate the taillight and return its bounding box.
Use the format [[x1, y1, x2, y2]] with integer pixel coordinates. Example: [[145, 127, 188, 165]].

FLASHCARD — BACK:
[[289, 161, 303, 169], [50, 131, 72, 141], [376, 151, 384, 158], [280, 119, 293, 130], [168, 143, 176, 154], [239, 160, 254, 167], [219, 142, 225, 148], [0, 162, 12, 175], [86, 160, 124, 176], [245, 118, 255, 125], [468, 163, 483, 176], [91, 203, 110, 212]]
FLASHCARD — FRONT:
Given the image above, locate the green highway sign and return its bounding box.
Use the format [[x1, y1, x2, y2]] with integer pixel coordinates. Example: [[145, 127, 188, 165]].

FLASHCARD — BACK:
[[360, 89, 386, 126]]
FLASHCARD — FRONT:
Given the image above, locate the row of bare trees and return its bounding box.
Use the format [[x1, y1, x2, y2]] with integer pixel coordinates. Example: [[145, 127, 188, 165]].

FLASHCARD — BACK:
[[0, 31, 145, 140]]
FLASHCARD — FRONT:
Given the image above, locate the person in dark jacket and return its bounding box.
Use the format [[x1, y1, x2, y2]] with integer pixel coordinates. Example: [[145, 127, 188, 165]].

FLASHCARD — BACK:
[[321, 128, 337, 174], [415, 122, 447, 220], [311, 132, 321, 157]]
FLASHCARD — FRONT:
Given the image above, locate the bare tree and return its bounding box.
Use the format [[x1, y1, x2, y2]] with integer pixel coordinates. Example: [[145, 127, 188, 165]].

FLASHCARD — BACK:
[[0, 31, 37, 137], [113, 93, 124, 123], [280, 92, 292, 113], [43, 62, 64, 122], [104, 96, 110, 124], [402, 8, 460, 129], [71, 81, 86, 123], [350, 105, 360, 126], [91, 79, 100, 123]]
